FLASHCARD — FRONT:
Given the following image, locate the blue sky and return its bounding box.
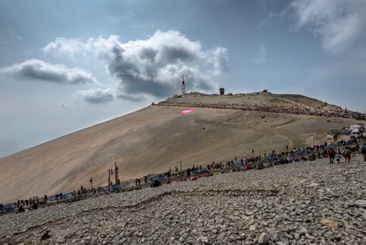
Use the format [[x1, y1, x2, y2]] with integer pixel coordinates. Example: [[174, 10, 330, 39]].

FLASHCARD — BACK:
[[1, 0, 365, 158]]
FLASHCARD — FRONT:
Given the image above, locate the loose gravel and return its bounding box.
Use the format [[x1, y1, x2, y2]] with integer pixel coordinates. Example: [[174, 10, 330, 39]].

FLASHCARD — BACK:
[[1, 155, 365, 245]]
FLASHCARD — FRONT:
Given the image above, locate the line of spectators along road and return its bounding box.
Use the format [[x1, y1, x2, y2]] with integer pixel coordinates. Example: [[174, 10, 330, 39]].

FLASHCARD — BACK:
[[146, 140, 363, 184], [2, 139, 364, 214]]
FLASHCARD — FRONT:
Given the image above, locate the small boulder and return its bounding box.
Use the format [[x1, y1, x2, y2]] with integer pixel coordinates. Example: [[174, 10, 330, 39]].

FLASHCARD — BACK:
[[320, 219, 339, 228], [258, 232, 269, 245]]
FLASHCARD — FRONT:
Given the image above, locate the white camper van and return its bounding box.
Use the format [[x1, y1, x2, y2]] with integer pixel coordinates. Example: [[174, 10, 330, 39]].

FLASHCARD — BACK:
[[350, 129, 363, 139], [344, 124, 364, 132]]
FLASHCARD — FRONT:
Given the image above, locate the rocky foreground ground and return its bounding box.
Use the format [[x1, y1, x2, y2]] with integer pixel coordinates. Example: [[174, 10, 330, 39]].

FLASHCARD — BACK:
[[1, 155, 366, 245]]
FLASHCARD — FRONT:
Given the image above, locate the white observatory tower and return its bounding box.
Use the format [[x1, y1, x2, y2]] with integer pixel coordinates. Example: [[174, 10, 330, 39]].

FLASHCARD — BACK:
[[181, 75, 186, 97]]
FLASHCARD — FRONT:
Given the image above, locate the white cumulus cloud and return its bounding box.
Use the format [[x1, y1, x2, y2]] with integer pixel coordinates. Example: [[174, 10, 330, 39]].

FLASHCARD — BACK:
[[292, 0, 366, 54], [42, 30, 229, 100], [41, 38, 87, 60], [0, 59, 98, 84], [74, 88, 114, 104]]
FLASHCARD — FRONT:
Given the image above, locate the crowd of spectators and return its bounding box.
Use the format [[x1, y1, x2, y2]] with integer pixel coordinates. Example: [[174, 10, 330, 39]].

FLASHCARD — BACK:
[[157, 100, 365, 120], [2, 137, 365, 214], [137, 140, 363, 186]]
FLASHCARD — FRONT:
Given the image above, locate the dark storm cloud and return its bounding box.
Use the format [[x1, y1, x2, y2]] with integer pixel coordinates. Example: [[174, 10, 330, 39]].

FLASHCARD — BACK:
[[118, 74, 175, 98], [158, 46, 196, 64]]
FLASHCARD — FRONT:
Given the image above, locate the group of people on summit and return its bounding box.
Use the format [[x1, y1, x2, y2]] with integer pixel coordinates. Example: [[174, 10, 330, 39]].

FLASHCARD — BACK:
[[158, 100, 365, 120]]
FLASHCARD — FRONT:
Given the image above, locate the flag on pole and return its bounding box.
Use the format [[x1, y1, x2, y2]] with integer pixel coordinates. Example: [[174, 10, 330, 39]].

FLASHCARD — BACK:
[[108, 170, 111, 192], [115, 162, 119, 184]]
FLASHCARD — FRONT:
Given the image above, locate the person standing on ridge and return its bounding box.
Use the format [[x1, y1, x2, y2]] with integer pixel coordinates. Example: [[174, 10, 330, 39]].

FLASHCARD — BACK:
[[343, 147, 351, 165], [361, 145, 366, 161], [328, 147, 335, 164], [186, 168, 191, 180], [335, 148, 341, 164]]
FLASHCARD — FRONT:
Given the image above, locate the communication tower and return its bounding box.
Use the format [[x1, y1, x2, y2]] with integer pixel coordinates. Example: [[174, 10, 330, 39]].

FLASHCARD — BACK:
[[181, 75, 186, 97]]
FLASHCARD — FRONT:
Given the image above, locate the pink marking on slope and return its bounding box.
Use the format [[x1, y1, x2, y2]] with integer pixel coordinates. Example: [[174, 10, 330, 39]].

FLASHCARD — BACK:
[[180, 109, 195, 114]]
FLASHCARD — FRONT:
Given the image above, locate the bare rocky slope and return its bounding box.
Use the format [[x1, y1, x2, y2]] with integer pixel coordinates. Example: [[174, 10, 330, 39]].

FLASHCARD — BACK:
[[0, 92, 364, 203], [1, 156, 365, 244]]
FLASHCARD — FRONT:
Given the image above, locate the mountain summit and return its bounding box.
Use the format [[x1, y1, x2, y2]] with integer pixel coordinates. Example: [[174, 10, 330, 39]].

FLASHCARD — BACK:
[[0, 92, 363, 203]]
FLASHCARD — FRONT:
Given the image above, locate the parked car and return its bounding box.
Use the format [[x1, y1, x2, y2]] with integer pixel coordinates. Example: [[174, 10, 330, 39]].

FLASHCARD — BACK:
[[344, 124, 364, 132], [350, 129, 363, 139]]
